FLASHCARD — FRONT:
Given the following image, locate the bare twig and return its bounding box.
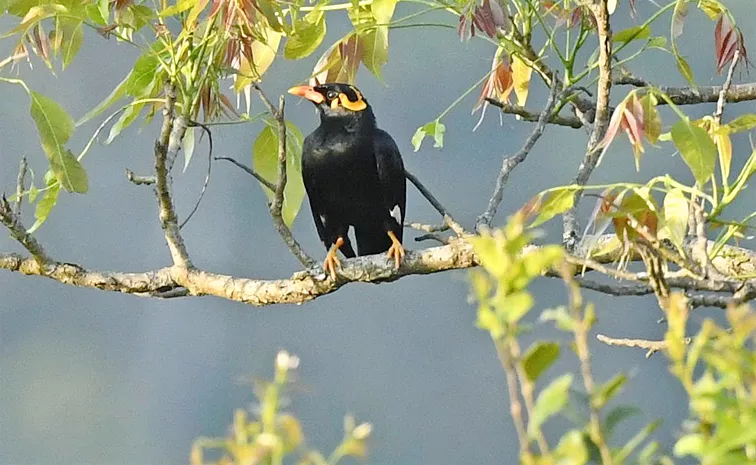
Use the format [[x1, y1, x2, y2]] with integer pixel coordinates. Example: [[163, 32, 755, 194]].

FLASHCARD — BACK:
[[0, 196, 49, 265], [414, 233, 449, 244], [215, 156, 276, 192], [573, 276, 653, 296], [714, 50, 740, 125], [126, 169, 156, 185], [155, 83, 193, 268], [476, 80, 561, 230], [264, 92, 315, 268], [494, 339, 531, 457], [484, 98, 583, 128], [405, 222, 450, 233], [405, 169, 465, 236], [562, 0, 613, 250], [688, 293, 732, 309], [15, 156, 27, 216], [597, 333, 692, 358], [180, 121, 214, 229]]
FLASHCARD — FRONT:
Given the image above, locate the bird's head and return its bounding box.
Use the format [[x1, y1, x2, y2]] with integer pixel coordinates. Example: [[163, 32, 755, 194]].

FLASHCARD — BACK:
[[287, 83, 371, 121]]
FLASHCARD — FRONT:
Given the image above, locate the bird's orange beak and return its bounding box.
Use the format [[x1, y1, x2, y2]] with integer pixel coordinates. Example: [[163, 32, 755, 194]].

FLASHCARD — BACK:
[[287, 85, 325, 104]]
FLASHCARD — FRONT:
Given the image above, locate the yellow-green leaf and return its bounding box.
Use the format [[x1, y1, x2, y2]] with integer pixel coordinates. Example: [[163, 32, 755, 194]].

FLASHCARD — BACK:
[[530, 188, 577, 228], [675, 54, 695, 87], [252, 121, 306, 227], [61, 20, 83, 68], [522, 341, 560, 382], [127, 52, 160, 96], [698, 0, 725, 20], [360, 27, 388, 79], [411, 120, 445, 151], [76, 72, 130, 126], [4, 3, 67, 37], [723, 114, 756, 134], [28, 182, 60, 233], [159, 0, 194, 17], [671, 119, 716, 185], [641, 94, 661, 144], [235, 29, 281, 91], [284, 11, 326, 60], [528, 374, 573, 439], [659, 188, 688, 252], [511, 55, 532, 107], [612, 25, 651, 43]]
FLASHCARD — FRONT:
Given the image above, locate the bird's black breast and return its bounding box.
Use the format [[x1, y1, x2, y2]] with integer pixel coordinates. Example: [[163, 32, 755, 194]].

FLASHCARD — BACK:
[[302, 128, 384, 224]]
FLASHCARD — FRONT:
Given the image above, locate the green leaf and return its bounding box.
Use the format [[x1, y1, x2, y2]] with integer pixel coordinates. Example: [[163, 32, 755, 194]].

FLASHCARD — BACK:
[[539, 306, 575, 331], [253, 121, 306, 227], [28, 182, 60, 233], [604, 405, 641, 438], [659, 188, 688, 252], [522, 342, 560, 382], [127, 52, 160, 96], [360, 27, 388, 79], [61, 20, 83, 68], [183, 127, 195, 172], [641, 94, 661, 144], [528, 374, 573, 438], [84, 0, 108, 24], [159, 0, 195, 17], [411, 120, 445, 151], [4, 3, 68, 36], [648, 36, 667, 48], [105, 101, 145, 144], [372, 0, 397, 24], [698, 0, 725, 20], [76, 72, 130, 126], [612, 25, 650, 43], [593, 374, 627, 409], [671, 119, 716, 185], [675, 54, 695, 87], [530, 188, 576, 228], [28, 91, 87, 192], [28, 183, 39, 203], [284, 12, 326, 60], [554, 430, 588, 465], [50, 149, 87, 193], [493, 291, 533, 324], [723, 114, 756, 134]]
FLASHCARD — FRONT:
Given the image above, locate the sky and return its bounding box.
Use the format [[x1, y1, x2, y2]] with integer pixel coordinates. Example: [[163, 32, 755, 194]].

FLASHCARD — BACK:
[[2, 2, 755, 465]]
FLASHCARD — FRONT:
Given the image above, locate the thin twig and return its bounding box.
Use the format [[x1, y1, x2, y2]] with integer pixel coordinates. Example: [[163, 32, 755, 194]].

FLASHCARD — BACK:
[[414, 233, 448, 244], [264, 92, 315, 268], [511, 339, 550, 455], [215, 156, 276, 192], [494, 339, 531, 457], [126, 169, 156, 185], [484, 98, 583, 128], [155, 83, 193, 268], [562, 0, 613, 251], [597, 333, 692, 358], [405, 169, 465, 236], [15, 156, 27, 216], [405, 222, 450, 233], [180, 121, 214, 229], [0, 196, 50, 265], [476, 80, 561, 230], [573, 276, 652, 296]]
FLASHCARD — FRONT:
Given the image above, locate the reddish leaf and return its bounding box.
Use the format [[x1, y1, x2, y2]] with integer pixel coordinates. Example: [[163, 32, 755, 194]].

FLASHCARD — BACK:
[[714, 14, 749, 74]]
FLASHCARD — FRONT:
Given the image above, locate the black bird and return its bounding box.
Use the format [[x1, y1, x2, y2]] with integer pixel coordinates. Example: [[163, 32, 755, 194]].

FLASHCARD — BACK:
[[288, 83, 406, 279]]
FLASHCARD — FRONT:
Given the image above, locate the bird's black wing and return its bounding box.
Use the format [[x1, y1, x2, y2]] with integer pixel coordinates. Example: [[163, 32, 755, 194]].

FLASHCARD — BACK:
[[301, 135, 356, 257], [374, 128, 406, 241]]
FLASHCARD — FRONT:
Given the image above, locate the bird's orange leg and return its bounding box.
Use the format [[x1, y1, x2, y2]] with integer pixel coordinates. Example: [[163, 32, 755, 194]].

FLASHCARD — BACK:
[[386, 231, 405, 270], [324, 237, 345, 279]]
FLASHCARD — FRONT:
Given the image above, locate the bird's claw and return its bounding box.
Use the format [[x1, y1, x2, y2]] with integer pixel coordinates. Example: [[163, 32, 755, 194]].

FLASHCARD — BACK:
[[387, 232, 405, 270], [323, 250, 342, 280]]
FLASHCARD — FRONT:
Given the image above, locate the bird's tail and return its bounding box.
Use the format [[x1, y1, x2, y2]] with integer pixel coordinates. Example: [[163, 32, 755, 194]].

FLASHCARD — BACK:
[[354, 224, 400, 256]]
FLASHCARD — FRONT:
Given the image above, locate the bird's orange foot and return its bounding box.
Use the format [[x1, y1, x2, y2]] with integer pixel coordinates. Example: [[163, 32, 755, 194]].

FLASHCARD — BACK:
[[386, 231, 405, 270], [323, 237, 345, 280]]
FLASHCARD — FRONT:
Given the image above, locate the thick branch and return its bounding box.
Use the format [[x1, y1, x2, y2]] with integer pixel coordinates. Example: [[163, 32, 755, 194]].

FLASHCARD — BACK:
[[155, 84, 193, 268]]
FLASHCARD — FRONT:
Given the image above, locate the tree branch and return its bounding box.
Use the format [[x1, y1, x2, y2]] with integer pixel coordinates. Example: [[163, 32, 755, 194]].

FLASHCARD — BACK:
[[215, 156, 276, 192], [476, 80, 561, 230], [404, 169, 465, 236], [155, 83, 193, 268], [595, 333, 690, 358], [484, 98, 583, 128], [15, 156, 27, 215], [0, 196, 50, 264], [261, 90, 315, 269], [562, 0, 613, 250]]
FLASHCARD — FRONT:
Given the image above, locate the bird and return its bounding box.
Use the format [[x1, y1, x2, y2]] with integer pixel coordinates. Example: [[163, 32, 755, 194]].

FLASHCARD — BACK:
[[287, 83, 406, 279]]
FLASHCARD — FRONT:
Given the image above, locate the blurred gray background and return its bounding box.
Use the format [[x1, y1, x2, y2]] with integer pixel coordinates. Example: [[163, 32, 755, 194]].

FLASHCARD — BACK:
[[1, 2, 755, 464]]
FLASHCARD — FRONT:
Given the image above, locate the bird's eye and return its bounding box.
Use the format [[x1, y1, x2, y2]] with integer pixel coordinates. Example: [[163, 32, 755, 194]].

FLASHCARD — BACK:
[[326, 91, 338, 100]]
